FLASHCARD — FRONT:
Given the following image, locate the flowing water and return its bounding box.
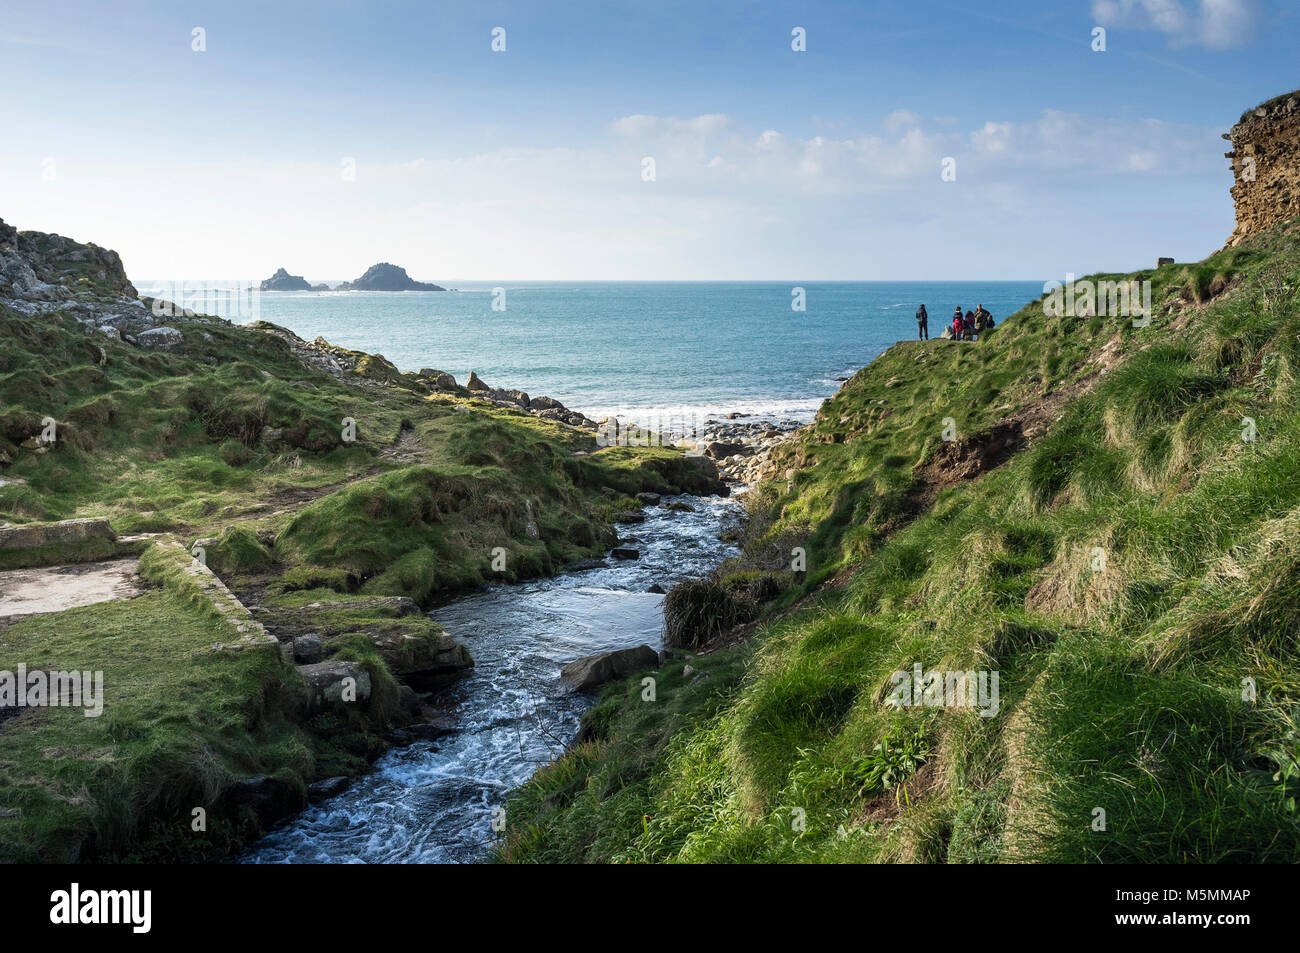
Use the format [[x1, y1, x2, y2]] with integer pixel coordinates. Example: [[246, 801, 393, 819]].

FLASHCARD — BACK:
[[226, 280, 1042, 862], [243, 493, 742, 864]]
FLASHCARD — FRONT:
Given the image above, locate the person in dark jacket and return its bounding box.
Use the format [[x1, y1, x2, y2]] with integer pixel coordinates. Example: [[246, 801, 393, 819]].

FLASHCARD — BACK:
[[964, 310, 976, 337], [974, 303, 992, 333], [916, 303, 929, 340]]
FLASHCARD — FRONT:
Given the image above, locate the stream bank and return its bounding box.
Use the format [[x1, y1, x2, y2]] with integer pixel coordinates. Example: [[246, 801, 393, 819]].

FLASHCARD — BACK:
[[242, 491, 743, 863]]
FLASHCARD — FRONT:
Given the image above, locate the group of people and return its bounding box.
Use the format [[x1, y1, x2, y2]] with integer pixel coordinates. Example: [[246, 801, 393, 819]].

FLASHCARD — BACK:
[[914, 303, 993, 341]]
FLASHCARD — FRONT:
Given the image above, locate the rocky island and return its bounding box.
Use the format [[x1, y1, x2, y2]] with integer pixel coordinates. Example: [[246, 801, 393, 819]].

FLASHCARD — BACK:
[[337, 262, 445, 292], [259, 267, 315, 292]]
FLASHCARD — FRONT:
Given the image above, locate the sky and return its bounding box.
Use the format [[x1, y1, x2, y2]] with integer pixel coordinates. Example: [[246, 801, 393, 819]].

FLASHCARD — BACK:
[[1, 0, 1297, 281]]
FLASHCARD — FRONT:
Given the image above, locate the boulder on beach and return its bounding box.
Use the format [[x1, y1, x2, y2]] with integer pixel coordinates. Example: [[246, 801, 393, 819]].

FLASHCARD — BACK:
[[560, 645, 660, 691], [466, 371, 490, 391], [490, 387, 530, 407], [703, 441, 748, 460]]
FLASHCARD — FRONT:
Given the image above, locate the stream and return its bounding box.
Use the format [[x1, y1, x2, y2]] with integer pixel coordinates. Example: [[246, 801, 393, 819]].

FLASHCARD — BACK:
[[242, 492, 742, 863]]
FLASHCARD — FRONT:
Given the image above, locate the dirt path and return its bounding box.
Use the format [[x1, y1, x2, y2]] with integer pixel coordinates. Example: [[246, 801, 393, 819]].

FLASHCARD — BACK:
[[0, 558, 143, 620]]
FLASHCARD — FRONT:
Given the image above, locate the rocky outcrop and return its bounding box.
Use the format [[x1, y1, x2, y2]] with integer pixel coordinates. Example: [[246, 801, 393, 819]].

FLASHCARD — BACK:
[[250, 594, 474, 693], [337, 263, 444, 292], [418, 368, 458, 390], [1225, 90, 1300, 246], [260, 267, 313, 291], [0, 218, 207, 356], [368, 628, 473, 691], [0, 219, 136, 302], [560, 645, 659, 691]]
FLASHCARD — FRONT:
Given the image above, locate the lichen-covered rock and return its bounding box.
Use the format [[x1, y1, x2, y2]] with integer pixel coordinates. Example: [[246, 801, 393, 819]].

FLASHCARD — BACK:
[[367, 629, 473, 690], [418, 369, 458, 390], [0, 220, 137, 301], [298, 660, 372, 708], [136, 326, 182, 348]]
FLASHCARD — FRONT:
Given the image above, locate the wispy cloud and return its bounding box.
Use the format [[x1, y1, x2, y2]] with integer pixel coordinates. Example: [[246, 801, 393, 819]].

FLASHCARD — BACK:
[[1091, 0, 1259, 50]]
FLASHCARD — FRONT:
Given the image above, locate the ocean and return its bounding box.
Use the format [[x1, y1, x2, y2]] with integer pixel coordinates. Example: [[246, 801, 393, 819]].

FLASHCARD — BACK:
[[137, 280, 1044, 426]]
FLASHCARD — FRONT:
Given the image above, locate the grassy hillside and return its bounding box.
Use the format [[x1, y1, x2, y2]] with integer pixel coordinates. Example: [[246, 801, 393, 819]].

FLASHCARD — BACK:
[[497, 218, 1300, 863], [0, 261, 721, 860]]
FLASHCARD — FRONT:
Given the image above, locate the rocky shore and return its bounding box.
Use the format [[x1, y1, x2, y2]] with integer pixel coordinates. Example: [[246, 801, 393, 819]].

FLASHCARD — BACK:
[[691, 415, 803, 484], [2, 216, 814, 494]]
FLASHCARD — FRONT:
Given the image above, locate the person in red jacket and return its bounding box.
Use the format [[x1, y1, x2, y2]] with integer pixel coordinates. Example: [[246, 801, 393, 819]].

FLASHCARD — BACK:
[[952, 307, 964, 340]]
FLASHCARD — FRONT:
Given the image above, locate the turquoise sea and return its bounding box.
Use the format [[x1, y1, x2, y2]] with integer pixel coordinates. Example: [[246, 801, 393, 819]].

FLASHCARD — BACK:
[[138, 280, 1043, 425]]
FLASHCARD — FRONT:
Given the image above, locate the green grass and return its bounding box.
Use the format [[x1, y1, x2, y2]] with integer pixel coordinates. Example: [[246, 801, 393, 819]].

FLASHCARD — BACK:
[[499, 216, 1300, 863], [0, 587, 308, 862], [0, 270, 725, 861]]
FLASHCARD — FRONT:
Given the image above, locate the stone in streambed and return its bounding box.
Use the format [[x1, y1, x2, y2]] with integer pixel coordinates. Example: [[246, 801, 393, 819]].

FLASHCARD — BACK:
[[560, 645, 660, 691], [298, 660, 372, 709], [307, 776, 350, 802]]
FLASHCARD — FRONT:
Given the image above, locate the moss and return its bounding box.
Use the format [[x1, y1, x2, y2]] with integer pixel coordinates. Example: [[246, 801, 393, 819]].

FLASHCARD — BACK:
[[206, 524, 273, 577]]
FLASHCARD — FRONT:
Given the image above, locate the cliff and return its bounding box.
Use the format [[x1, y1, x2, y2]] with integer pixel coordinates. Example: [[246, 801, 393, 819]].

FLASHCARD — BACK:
[[1224, 89, 1300, 246]]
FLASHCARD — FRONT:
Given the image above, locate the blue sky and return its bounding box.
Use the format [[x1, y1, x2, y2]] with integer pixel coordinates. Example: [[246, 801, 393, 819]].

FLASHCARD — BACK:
[[2, 0, 1296, 280]]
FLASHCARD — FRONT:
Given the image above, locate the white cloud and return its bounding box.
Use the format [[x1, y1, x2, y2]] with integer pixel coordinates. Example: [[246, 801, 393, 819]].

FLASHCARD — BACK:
[[611, 113, 729, 137], [1091, 0, 1258, 49], [5, 107, 1226, 280], [884, 109, 922, 133]]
